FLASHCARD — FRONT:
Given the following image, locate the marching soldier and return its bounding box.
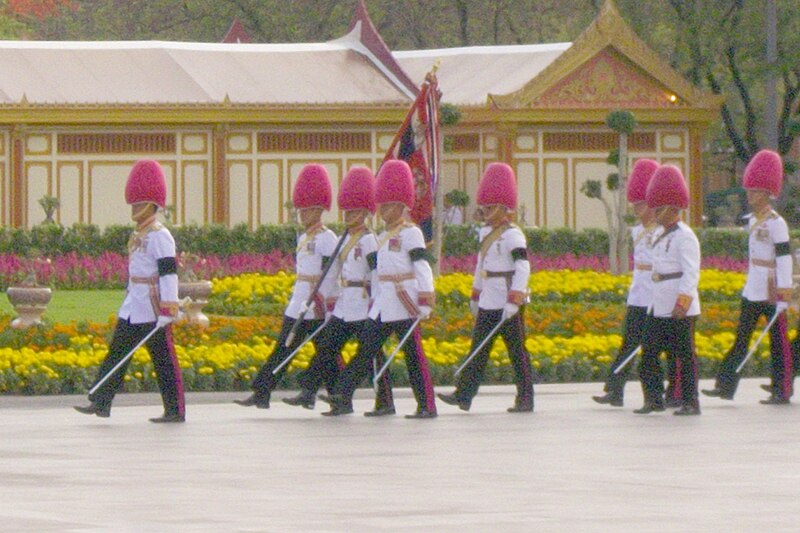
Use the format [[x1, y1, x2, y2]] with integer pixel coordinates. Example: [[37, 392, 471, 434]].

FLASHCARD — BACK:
[[323, 159, 438, 418], [234, 164, 339, 409], [702, 150, 793, 404], [282, 166, 390, 412], [635, 165, 702, 416], [437, 162, 534, 413], [593, 159, 659, 407], [74, 160, 185, 423]]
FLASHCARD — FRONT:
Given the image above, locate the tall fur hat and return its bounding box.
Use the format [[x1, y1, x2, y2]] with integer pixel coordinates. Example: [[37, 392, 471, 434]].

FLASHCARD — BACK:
[[293, 164, 332, 210], [477, 162, 517, 210], [743, 149, 783, 199], [627, 159, 660, 203], [646, 164, 689, 210], [338, 166, 376, 213], [125, 159, 166, 208], [375, 159, 415, 209]]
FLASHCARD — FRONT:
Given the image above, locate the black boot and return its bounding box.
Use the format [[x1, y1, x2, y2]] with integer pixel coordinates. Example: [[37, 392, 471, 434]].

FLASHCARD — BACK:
[[701, 388, 734, 400], [233, 392, 270, 409], [149, 413, 186, 423], [592, 393, 623, 407], [321, 394, 353, 416], [673, 405, 701, 416], [760, 395, 790, 405], [405, 409, 437, 419], [364, 405, 396, 417], [437, 392, 471, 411], [633, 402, 665, 414], [73, 402, 110, 418], [282, 390, 315, 409]]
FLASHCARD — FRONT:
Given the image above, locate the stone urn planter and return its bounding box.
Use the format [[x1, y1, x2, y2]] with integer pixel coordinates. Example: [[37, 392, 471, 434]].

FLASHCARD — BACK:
[[7, 286, 52, 329], [178, 280, 213, 328]]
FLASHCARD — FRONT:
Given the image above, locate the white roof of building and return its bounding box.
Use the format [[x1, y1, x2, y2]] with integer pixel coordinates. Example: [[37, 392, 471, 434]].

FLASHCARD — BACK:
[[0, 39, 412, 105], [395, 43, 572, 106]]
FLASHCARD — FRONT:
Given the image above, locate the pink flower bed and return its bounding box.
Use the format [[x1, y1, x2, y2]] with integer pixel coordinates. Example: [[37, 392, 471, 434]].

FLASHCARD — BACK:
[[0, 251, 748, 290]]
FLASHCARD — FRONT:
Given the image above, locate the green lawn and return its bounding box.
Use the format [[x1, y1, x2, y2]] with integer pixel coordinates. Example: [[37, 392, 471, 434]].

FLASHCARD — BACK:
[[2, 290, 125, 324]]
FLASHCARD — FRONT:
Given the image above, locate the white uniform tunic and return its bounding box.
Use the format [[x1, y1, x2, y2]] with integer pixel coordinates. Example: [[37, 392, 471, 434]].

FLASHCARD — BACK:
[[742, 210, 792, 302], [649, 222, 701, 318], [369, 223, 435, 322], [285, 225, 339, 320], [472, 225, 530, 310], [119, 222, 179, 324], [331, 230, 378, 322], [628, 223, 658, 307]]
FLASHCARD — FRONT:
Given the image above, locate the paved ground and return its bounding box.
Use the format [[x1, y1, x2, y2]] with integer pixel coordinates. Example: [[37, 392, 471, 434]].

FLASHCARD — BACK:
[[2, 378, 800, 532]]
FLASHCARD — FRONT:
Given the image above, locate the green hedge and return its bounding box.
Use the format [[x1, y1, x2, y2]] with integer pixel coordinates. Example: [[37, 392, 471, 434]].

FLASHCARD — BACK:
[[0, 222, 759, 258]]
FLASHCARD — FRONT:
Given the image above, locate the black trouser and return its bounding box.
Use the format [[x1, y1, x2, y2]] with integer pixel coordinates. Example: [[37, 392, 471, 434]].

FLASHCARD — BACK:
[[603, 305, 648, 400], [332, 317, 436, 413], [293, 316, 354, 394], [639, 315, 698, 409], [453, 307, 533, 407], [252, 315, 323, 399], [716, 298, 793, 399], [88, 318, 185, 416]]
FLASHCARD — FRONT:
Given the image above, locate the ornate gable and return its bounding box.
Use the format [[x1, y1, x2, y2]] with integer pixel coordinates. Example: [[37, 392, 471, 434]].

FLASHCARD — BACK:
[[490, 0, 722, 112], [533, 47, 684, 109]]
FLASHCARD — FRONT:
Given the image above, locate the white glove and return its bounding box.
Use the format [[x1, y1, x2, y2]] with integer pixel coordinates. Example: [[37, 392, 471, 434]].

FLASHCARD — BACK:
[[157, 315, 174, 328], [776, 301, 789, 313], [501, 303, 519, 322], [469, 300, 479, 318], [298, 301, 309, 315], [418, 305, 432, 319]]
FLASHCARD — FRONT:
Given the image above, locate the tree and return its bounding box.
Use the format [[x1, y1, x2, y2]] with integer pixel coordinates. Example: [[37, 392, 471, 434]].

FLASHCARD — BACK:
[[580, 110, 636, 275], [618, 0, 800, 165]]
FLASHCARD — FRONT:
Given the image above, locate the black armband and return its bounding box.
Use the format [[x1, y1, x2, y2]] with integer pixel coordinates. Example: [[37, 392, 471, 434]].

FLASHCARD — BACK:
[[409, 247, 434, 263], [775, 241, 790, 257], [511, 247, 528, 262], [321, 255, 332, 269], [157, 257, 177, 276], [366, 252, 378, 271]]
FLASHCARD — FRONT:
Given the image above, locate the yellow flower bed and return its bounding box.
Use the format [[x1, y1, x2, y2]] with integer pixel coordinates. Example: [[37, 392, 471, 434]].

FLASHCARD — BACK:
[[212, 269, 746, 304], [0, 329, 765, 394]]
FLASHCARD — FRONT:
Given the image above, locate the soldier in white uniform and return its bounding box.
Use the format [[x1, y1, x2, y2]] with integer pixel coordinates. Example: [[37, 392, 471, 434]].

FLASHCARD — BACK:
[[437, 163, 534, 413], [282, 167, 392, 413], [324, 160, 438, 418], [74, 160, 184, 423], [635, 165, 702, 416], [593, 159, 660, 407], [703, 150, 794, 404], [235, 164, 339, 409]]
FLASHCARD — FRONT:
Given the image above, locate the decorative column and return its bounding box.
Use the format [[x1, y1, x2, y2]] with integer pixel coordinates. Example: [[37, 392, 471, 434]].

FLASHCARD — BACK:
[[211, 124, 228, 225], [10, 124, 25, 228]]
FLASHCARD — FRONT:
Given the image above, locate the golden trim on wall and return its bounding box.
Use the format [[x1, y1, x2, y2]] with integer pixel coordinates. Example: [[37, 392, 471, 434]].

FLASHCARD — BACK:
[[571, 157, 609, 229], [513, 158, 539, 227], [180, 160, 209, 224], [660, 131, 686, 153], [227, 133, 252, 154], [25, 134, 52, 156], [56, 161, 84, 225], [542, 158, 569, 228], [514, 135, 537, 152], [181, 133, 209, 155]]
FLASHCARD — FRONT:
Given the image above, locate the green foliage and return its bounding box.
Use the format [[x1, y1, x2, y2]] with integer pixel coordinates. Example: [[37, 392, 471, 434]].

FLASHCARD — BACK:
[[695, 228, 748, 260], [605, 110, 636, 135], [580, 180, 603, 200], [445, 189, 469, 207], [606, 148, 620, 166], [439, 103, 462, 126], [606, 173, 620, 191]]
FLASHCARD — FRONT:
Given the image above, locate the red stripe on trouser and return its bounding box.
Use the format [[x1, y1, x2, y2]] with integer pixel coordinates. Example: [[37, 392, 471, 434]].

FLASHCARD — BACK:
[[412, 328, 437, 412], [673, 357, 682, 401], [165, 326, 185, 416], [776, 314, 793, 398]]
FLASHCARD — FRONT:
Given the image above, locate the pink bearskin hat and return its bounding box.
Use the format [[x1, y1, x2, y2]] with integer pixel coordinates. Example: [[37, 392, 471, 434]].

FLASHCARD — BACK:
[[477, 163, 517, 210], [743, 149, 783, 198], [375, 159, 415, 209], [646, 164, 689, 210], [125, 159, 167, 208], [338, 166, 376, 213], [293, 164, 332, 210], [626, 159, 660, 203]]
